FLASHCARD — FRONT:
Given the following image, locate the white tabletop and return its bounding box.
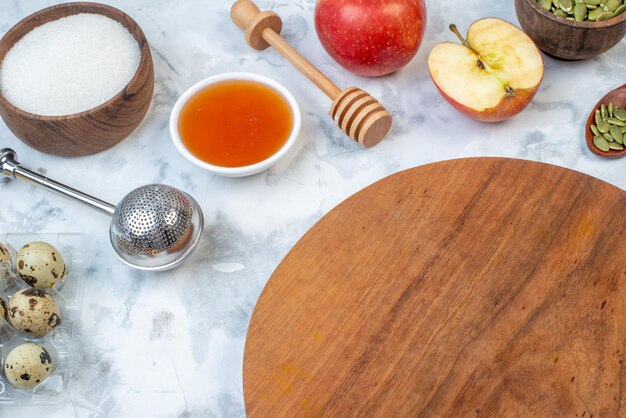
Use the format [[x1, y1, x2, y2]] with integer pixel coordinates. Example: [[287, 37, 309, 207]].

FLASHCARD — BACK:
[[1, 0, 625, 416]]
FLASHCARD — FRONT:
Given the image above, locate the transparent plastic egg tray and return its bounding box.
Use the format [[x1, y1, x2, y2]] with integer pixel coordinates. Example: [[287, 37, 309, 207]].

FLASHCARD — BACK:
[[0, 233, 87, 406]]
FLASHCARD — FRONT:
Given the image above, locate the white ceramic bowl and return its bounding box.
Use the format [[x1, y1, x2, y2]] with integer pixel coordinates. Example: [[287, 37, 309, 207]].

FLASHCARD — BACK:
[[169, 72, 301, 177]]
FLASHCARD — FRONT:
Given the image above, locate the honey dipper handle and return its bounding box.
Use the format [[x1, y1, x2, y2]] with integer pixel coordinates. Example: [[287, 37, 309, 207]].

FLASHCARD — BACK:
[[231, 0, 342, 100]]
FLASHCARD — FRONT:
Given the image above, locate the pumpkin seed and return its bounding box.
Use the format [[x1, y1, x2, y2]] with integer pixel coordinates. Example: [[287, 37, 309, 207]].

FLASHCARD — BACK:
[[560, 0, 574, 11], [539, 0, 625, 20], [594, 136, 610, 151], [591, 124, 600, 135], [598, 120, 611, 133], [539, 0, 553, 9], [590, 103, 626, 152], [606, 0, 621, 11], [610, 126, 624, 144], [588, 6, 607, 18], [597, 11, 615, 20], [575, 2, 588, 19]]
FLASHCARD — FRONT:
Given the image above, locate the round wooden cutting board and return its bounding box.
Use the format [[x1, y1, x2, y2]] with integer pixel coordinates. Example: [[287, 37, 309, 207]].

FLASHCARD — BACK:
[[244, 158, 626, 418]]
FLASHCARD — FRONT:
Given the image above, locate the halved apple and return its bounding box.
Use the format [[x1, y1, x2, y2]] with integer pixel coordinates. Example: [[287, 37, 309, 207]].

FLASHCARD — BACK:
[[428, 18, 544, 122]]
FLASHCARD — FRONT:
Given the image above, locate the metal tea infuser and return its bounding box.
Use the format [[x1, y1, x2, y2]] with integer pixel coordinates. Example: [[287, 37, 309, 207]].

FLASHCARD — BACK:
[[0, 148, 204, 271]]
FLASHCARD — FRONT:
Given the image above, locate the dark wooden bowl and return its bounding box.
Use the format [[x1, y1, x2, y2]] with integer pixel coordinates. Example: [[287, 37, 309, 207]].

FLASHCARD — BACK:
[[585, 83, 626, 159], [515, 0, 626, 60], [0, 2, 154, 157]]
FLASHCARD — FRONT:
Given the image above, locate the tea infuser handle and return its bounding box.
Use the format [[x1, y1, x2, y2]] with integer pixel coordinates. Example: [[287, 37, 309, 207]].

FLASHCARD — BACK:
[[0, 148, 116, 216], [230, 0, 342, 99]]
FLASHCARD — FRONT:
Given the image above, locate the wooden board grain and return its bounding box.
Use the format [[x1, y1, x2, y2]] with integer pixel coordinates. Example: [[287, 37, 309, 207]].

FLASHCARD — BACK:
[[244, 158, 626, 418]]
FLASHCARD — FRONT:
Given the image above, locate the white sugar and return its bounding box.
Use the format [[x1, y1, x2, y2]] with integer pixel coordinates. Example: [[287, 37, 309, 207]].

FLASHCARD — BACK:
[[0, 13, 141, 116]]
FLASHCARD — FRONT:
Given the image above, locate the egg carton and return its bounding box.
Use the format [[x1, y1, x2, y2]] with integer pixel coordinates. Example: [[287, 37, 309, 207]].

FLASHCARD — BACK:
[[0, 233, 87, 406]]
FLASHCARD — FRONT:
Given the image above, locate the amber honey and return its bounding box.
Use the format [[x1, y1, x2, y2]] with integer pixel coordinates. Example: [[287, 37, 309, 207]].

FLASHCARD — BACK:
[[178, 80, 294, 168]]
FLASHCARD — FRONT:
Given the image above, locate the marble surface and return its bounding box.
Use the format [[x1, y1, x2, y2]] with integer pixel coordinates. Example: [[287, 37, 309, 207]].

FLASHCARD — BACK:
[[0, 0, 624, 416]]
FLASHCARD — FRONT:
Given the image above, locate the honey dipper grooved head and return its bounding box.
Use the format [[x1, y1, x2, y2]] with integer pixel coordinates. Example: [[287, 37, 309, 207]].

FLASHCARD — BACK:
[[330, 88, 392, 148]]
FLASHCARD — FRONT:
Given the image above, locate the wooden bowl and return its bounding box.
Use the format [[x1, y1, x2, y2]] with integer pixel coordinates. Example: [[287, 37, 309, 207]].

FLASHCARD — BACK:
[[0, 2, 154, 157], [585, 83, 626, 159], [515, 0, 626, 60]]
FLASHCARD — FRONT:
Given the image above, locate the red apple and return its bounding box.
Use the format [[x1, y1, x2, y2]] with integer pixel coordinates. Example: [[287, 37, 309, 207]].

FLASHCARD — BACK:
[[428, 18, 544, 122], [314, 0, 427, 77]]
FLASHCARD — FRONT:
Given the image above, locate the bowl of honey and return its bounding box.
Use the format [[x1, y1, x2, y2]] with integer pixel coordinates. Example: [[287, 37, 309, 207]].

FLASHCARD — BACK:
[[170, 72, 301, 177]]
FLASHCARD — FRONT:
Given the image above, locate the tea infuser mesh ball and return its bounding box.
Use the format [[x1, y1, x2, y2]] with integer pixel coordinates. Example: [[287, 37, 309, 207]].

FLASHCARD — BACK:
[[0, 148, 204, 271]]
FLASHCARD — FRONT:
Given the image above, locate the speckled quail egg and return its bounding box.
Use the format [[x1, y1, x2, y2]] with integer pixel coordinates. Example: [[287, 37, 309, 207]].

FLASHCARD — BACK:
[[0, 296, 6, 321], [17, 241, 66, 290], [7, 288, 62, 337], [0, 243, 11, 267], [4, 343, 54, 389]]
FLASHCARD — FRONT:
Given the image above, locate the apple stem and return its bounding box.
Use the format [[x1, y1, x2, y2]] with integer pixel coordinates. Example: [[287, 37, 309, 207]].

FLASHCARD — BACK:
[[449, 24, 471, 49], [449, 23, 518, 99], [449, 24, 487, 71]]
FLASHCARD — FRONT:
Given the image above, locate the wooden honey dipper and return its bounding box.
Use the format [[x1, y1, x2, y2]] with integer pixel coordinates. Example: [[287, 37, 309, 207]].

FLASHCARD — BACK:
[[230, 0, 392, 148]]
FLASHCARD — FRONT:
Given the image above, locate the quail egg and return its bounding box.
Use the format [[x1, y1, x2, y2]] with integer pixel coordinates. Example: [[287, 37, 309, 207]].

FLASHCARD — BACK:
[[7, 288, 62, 337], [4, 343, 54, 389], [17, 241, 66, 290], [0, 296, 6, 320], [0, 243, 11, 267]]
